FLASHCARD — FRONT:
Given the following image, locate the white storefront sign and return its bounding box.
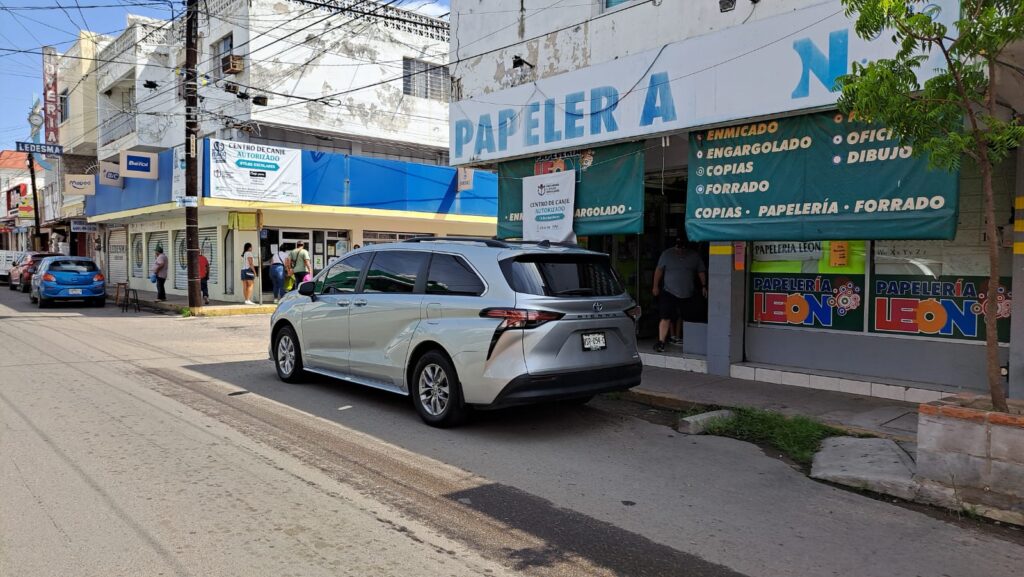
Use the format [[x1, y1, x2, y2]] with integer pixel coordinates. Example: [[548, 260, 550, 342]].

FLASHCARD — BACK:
[[64, 174, 96, 196], [522, 170, 575, 243], [449, 0, 958, 165], [171, 144, 186, 200], [99, 161, 122, 188], [208, 139, 302, 204], [70, 220, 99, 233], [119, 150, 159, 180]]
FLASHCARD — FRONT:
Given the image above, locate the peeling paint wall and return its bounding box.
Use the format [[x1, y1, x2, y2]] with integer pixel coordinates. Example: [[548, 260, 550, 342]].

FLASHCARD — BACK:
[[450, 0, 825, 99]]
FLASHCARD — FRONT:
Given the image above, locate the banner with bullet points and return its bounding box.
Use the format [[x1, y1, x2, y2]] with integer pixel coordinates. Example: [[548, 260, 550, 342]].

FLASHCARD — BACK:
[[685, 111, 959, 241]]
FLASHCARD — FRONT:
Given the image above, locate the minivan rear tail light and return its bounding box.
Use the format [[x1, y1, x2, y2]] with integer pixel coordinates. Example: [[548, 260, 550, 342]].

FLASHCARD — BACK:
[[625, 305, 642, 322], [42, 273, 56, 282], [481, 308, 564, 360], [93, 273, 105, 282], [480, 308, 564, 329]]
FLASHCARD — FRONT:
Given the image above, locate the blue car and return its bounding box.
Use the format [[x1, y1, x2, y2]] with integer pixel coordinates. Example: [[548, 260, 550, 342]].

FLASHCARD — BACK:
[[30, 256, 106, 308]]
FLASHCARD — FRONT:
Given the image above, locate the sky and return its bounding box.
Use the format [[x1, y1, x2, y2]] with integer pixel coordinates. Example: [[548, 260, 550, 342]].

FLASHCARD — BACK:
[[0, 0, 450, 151]]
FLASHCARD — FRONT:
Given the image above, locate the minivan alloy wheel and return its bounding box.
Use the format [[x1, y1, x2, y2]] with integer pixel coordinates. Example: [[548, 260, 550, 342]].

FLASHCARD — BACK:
[[418, 363, 450, 416], [277, 333, 296, 376]]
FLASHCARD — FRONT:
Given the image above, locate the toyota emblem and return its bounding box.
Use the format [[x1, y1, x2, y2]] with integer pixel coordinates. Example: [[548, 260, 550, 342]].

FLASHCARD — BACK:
[[592, 302, 604, 312]]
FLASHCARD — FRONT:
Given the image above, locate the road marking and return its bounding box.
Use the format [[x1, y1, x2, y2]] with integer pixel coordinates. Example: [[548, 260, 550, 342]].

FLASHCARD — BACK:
[[337, 405, 352, 411]]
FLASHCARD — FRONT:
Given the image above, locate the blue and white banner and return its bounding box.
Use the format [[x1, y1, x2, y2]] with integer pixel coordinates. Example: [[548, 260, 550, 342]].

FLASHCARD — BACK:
[[448, 0, 958, 165], [209, 139, 302, 204], [119, 150, 159, 180]]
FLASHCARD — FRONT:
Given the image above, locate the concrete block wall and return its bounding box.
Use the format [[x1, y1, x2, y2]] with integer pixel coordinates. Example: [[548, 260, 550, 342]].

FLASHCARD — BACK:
[[916, 397, 1024, 504]]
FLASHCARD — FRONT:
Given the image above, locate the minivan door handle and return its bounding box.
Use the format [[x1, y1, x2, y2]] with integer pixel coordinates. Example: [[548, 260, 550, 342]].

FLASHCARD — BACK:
[[353, 299, 368, 307], [337, 300, 351, 307]]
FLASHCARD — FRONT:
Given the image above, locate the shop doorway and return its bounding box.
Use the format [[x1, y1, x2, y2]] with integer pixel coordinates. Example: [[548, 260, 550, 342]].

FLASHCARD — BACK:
[[258, 228, 349, 297]]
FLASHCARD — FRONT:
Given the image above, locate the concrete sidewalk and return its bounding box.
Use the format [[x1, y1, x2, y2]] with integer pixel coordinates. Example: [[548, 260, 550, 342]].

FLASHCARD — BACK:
[[628, 367, 923, 441], [108, 287, 277, 316]]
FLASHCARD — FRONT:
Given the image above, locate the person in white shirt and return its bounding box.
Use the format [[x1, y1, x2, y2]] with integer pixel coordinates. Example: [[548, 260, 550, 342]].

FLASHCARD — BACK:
[[269, 245, 291, 303]]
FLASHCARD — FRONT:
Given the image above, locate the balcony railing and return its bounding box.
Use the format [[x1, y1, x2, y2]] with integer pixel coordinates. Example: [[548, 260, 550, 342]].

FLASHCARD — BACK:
[[100, 112, 136, 146]]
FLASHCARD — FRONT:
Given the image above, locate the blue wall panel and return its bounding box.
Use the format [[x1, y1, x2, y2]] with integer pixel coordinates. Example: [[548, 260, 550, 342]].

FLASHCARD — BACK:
[[89, 143, 497, 218]]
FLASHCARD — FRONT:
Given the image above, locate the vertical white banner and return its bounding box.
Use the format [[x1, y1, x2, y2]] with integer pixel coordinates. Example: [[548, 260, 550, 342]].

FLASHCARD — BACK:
[[171, 144, 186, 200], [522, 171, 576, 242]]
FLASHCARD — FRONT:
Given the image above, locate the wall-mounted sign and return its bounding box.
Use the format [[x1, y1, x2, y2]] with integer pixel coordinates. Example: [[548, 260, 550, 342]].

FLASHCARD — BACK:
[[208, 139, 301, 204], [64, 174, 96, 196], [522, 170, 576, 242], [750, 272, 865, 331], [457, 167, 475, 192], [686, 111, 959, 241], [870, 275, 1011, 342], [42, 46, 59, 150], [448, 0, 958, 164], [171, 144, 186, 200], [99, 161, 122, 188], [15, 141, 62, 156], [498, 142, 644, 238], [70, 221, 98, 233], [175, 196, 198, 208], [119, 150, 159, 180]]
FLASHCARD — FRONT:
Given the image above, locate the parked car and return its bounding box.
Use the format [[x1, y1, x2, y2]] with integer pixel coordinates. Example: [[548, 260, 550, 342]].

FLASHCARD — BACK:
[[8, 252, 59, 293], [30, 256, 106, 308], [269, 237, 643, 427]]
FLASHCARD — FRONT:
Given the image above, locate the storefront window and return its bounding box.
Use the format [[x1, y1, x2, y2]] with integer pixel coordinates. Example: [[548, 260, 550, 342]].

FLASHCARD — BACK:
[[749, 241, 867, 332]]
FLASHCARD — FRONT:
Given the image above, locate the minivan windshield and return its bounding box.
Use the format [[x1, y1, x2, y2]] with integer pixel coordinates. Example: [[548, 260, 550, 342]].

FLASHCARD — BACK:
[[501, 254, 624, 297]]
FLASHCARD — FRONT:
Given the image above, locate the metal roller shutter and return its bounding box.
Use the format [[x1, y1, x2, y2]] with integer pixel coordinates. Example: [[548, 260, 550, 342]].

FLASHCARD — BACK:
[[131, 233, 144, 278], [107, 229, 128, 284], [200, 227, 218, 285], [173, 231, 187, 290], [173, 228, 219, 290]]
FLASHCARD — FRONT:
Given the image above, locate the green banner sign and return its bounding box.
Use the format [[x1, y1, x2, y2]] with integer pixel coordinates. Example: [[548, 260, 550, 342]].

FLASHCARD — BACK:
[[870, 275, 1011, 342], [750, 272, 865, 331], [686, 111, 959, 241], [497, 141, 645, 238]]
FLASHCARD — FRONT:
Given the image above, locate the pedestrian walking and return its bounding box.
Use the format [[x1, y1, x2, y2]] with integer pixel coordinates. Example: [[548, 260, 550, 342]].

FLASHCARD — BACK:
[[652, 236, 707, 352], [241, 242, 256, 305], [198, 252, 210, 305], [151, 245, 168, 301], [270, 245, 290, 303], [289, 241, 312, 287]]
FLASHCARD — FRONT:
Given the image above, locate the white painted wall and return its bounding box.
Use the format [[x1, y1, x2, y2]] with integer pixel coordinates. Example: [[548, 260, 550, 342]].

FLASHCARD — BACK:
[[449, 0, 826, 98]]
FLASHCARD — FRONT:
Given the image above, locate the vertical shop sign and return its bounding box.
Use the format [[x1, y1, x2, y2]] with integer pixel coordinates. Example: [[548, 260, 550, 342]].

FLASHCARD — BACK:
[[42, 47, 59, 149], [870, 275, 1012, 342]]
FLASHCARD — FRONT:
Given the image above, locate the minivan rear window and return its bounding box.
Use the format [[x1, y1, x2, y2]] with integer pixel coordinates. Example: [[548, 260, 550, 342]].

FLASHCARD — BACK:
[[501, 254, 624, 297]]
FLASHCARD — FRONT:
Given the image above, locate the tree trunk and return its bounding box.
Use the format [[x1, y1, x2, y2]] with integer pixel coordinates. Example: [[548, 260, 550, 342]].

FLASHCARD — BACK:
[[978, 146, 1010, 413]]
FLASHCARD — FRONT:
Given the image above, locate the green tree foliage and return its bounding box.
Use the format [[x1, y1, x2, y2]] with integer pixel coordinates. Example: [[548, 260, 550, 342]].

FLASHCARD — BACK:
[[838, 0, 1024, 412]]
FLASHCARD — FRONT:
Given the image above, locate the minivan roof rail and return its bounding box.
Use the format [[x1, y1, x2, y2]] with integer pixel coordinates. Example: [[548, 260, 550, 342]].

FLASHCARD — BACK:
[[403, 236, 510, 248]]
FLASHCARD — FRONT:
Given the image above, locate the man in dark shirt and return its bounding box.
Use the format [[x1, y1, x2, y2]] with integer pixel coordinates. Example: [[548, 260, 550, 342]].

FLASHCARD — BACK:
[[652, 237, 707, 352]]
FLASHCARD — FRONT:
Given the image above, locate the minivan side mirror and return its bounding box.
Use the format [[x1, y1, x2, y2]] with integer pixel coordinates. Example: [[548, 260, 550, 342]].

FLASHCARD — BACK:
[[298, 281, 316, 299]]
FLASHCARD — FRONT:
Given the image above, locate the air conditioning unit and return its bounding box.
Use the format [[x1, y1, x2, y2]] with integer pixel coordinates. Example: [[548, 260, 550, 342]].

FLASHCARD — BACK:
[[221, 54, 244, 75], [223, 82, 239, 94]]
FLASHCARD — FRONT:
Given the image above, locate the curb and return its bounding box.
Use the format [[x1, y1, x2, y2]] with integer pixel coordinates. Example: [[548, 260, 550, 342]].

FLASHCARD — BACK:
[[108, 292, 276, 317], [620, 389, 916, 443]]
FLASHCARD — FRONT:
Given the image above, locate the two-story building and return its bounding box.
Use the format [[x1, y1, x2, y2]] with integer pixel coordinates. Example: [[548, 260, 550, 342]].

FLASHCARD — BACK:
[[87, 1, 497, 302], [1, 150, 42, 252], [448, 0, 1024, 400]]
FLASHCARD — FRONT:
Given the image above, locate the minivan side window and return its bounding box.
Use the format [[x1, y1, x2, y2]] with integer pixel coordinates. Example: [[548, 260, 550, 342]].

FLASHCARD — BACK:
[[319, 253, 369, 294], [501, 254, 624, 297], [363, 251, 428, 294], [426, 254, 485, 296]]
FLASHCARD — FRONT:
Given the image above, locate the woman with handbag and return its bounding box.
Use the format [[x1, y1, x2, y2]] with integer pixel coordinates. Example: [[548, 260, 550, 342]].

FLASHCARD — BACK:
[[241, 242, 256, 305], [269, 245, 290, 303]]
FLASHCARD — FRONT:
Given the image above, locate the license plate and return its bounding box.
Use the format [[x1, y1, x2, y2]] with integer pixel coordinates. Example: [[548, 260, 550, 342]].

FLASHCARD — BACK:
[[582, 332, 606, 351], [68, 288, 82, 295]]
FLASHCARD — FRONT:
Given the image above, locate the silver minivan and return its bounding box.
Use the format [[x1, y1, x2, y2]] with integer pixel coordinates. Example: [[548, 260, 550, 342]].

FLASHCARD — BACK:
[[269, 237, 642, 426]]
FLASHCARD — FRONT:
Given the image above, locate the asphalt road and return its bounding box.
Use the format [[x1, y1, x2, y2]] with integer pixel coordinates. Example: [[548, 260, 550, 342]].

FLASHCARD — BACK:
[[1, 288, 1022, 577]]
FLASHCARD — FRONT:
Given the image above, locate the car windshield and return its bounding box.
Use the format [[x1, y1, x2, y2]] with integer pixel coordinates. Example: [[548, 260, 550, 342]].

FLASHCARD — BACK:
[[48, 260, 99, 273], [501, 253, 624, 297]]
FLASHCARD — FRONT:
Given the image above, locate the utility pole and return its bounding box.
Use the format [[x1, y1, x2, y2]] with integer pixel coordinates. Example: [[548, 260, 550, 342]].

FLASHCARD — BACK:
[[184, 0, 201, 307], [26, 154, 42, 251]]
